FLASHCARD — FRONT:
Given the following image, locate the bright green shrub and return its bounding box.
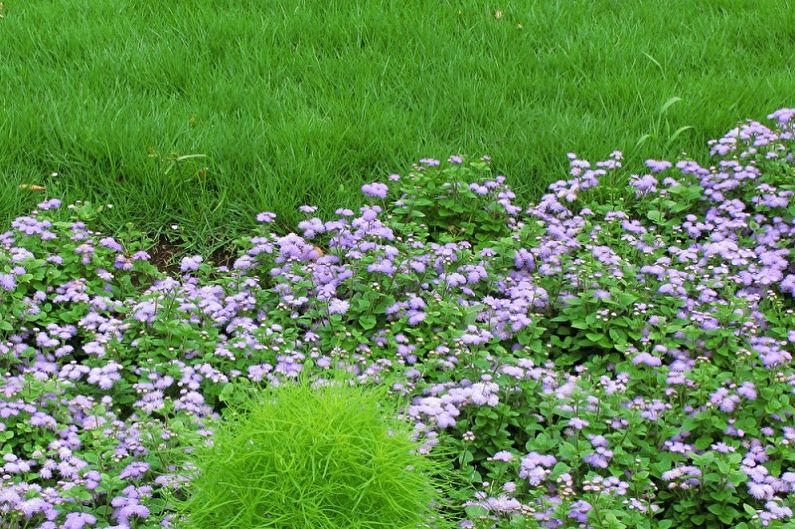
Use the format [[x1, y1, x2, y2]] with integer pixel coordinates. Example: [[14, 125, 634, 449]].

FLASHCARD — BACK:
[[174, 380, 451, 529]]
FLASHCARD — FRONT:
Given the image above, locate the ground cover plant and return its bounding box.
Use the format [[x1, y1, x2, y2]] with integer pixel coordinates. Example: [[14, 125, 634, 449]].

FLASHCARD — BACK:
[[1, 0, 795, 252], [0, 108, 794, 528], [174, 381, 452, 529]]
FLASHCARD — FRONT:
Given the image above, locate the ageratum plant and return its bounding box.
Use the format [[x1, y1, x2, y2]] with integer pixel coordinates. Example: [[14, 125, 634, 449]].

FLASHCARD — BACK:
[[0, 108, 794, 529], [172, 380, 452, 529]]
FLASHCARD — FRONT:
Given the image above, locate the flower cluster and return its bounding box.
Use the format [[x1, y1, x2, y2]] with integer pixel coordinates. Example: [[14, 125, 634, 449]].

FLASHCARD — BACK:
[[0, 109, 794, 528]]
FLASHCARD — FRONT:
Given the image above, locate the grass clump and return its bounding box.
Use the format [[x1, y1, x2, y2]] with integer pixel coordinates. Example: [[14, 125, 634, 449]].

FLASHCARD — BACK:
[[175, 380, 450, 529]]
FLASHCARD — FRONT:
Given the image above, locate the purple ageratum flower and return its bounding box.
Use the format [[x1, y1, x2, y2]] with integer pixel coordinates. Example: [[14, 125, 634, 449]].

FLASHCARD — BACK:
[[100, 237, 123, 251], [116, 503, 150, 524], [328, 298, 350, 315], [407, 311, 426, 326], [367, 259, 396, 276], [18, 497, 50, 517], [0, 273, 16, 291], [593, 289, 610, 300], [748, 482, 776, 501], [645, 159, 672, 173], [37, 198, 62, 210], [419, 158, 440, 167], [568, 500, 592, 523], [760, 501, 794, 525], [519, 452, 556, 486], [568, 417, 589, 430], [492, 450, 514, 462], [448, 155, 464, 164], [514, 248, 535, 271], [63, 512, 97, 529], [781, 275, 795, 296], [180, 255, 203, 272], [119, 461, 150, 480], [632, 352, 662, 367], [768, 107, 795, 125], [361, 182, 388, 199], [629, 174, 658, 196], [466, 495, 521, 513], [711, 442, 736, 453], [661, 465, 701, 482], [446, 273, 467, 287], [737, 382, 757, 400], [298, 205, 317, 214], [256, 211, 276, 223], [469, 183, 489, 195]]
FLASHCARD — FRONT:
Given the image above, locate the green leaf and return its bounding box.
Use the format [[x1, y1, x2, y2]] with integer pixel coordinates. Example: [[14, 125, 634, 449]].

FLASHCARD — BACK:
[[557, 441, 577, 460], [464, 505, 488, 518], [718, 508, 740, 525], [359, 314, 377, 330], [694, 436, 712, 450], [660, 95, 683, 115], [615, 291, 638, 306], [608, 328, 627, 344], [602, 512, 627, 529], [585, 332, 604, 342], [666, 125, 694, 147]]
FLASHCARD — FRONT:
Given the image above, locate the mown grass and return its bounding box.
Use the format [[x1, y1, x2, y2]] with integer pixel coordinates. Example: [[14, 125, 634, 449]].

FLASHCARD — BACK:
[[1, 0, 793, 253]]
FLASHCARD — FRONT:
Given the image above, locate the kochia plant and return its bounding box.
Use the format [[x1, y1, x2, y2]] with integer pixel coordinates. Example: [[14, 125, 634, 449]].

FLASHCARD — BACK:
[[173, 379, 452, 529]]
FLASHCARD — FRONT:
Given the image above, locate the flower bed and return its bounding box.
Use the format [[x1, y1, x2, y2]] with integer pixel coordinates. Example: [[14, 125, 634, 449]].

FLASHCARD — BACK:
[[1, 109, 794, 528]]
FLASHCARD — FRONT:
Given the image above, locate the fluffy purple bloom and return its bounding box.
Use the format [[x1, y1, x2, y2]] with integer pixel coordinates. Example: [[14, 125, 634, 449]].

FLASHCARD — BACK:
[[629, 174, 658, 196], [645, 159, 672, 173], [180, 255, 203, 272], [361, 182, 388, 199], [569, 417, 589, 430], [407, 311, 426, 326], [38, 198, 62, 210], [116, 502, 150, 523], [100, 237, 123, 251], [256, 211, 276, 223], [519, 452, 556, 486], [492, 450, 514, 462], [64, 512, 97, 529], [711, 442, 736, 453], [119, 461, 150, 480], [568, 500, 592, 523], [328, 298, 350, 315], [633, 352, 662, 367], [0, 273, 16, 291]]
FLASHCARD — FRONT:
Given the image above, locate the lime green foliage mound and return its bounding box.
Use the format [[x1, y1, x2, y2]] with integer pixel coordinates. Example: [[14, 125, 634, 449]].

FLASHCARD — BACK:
[[176, 381, 449, 529]]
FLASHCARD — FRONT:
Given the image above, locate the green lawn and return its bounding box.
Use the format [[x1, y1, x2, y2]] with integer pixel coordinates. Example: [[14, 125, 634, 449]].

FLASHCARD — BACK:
[[1, 0, 793, 253]]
